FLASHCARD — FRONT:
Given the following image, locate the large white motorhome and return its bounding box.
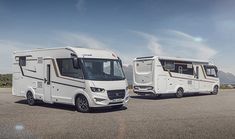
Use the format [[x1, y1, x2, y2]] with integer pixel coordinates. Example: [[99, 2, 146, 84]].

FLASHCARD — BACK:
[[13, 47, 129, 112], [133, 56, 220, 98]]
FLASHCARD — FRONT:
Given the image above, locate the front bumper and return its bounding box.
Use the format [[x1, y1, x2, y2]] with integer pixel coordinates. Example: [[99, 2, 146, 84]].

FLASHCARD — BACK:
[[89, 91, 130, 108]]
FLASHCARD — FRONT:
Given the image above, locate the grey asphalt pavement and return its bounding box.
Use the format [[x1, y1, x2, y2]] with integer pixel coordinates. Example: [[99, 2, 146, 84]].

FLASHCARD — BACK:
[[0, 88, 235, 139]]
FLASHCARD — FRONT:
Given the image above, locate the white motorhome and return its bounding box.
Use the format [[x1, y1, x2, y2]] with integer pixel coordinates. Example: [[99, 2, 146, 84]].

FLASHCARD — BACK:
[[133, 56, 220, 98], [13, 47, 129, 112]]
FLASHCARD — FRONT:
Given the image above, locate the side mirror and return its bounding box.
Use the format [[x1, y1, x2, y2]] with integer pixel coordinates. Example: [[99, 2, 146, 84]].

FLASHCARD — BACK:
[[118, 58, 123, 67], [73, 58, 79, 69], [120, 60, 123, 67]]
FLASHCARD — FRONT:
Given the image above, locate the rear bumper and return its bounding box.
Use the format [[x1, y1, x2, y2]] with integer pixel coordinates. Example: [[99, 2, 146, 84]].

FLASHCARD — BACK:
[[134, 91, 156, 96], [133, 86, 156, 95]]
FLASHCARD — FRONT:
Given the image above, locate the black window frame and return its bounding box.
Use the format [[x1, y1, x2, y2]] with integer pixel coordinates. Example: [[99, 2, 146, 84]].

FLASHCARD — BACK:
[[19, 56, 26, 66], [47, 64, 51, 85]]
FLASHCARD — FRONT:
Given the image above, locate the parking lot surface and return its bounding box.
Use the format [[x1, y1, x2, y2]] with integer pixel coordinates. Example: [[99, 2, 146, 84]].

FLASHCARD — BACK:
[[0, 88, 235, 139]]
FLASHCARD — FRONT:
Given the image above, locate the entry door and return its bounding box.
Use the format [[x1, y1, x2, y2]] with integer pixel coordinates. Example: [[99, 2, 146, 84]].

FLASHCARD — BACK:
[[194, 66, 200, 91], [43, 60, 52, 103]]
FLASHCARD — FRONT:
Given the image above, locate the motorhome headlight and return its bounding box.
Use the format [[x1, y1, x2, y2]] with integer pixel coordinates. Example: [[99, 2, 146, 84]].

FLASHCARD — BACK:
[[90, 87, 105, 92]]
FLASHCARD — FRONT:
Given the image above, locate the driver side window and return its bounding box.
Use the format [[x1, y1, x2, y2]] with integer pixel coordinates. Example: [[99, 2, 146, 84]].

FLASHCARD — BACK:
[[56, 58, 83, 79], [103, 61, 111, 75]]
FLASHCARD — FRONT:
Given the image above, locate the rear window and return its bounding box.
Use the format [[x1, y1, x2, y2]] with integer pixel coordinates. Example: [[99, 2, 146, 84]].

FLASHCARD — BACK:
[[135, 60, 153, 73]]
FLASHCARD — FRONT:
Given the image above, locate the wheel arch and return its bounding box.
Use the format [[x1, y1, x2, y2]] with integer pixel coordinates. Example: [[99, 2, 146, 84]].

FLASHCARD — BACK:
[[72, 89, 92, 106], [213, 84, 219, 90], [175, 85, 184, 93], [25, 87, 36, 99]]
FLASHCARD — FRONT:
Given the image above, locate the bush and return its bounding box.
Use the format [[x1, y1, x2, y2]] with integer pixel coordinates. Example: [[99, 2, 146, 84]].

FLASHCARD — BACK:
[[220, 84, 234, 89], [0, 74, 12, 88]]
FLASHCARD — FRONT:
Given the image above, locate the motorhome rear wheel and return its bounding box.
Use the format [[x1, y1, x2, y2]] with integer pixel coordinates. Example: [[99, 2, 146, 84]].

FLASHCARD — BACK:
[[211, 85, 219, 95], [27, 91, 36, 106], [176, 88, 184, 98]]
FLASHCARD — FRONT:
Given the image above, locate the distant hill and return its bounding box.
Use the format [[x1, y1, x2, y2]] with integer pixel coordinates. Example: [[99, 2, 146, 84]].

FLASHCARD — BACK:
[[123, 65, 235, 85], [0, 74, 12, 87], [218, 71, 235, 84], [123, 65, 133, 85]]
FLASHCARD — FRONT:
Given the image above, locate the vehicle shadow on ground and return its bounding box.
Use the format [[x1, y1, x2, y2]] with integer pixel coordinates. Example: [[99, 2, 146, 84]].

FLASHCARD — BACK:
[[14, 100, 127, 113], [130, 93, 212, 100]]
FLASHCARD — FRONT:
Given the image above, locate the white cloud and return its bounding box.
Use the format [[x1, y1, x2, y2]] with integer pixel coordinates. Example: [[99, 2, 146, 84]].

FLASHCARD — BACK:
[[0, 30, 218, 73], [75, 0, 86, 12], [56, 32, 138, 65], [168, 30, 204, 42], [56, 32, 107, 49], [166, 30, 217, 60], [133, 30, 217, 60], [0, 32, 109, 73], [132, 31, 165, 56], [0, 40, 41, 73]]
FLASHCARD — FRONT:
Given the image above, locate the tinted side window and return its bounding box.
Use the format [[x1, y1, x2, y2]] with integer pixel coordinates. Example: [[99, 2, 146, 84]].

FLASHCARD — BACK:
[[160, 60, 193, 75], [175, 62, 193, 75], [19, 57, 26, 66], [160, 60, 175, 71], [56, 58, 83, 79]]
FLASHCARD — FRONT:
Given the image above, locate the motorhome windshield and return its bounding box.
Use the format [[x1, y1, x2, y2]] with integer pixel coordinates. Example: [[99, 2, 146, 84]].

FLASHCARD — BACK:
[[204, 65, 218, 77], [82, 58, 125, 81]]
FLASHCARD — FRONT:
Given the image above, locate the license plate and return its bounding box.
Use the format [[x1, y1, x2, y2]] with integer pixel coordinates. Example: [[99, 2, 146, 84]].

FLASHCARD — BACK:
[[112, 99, 122, 102]]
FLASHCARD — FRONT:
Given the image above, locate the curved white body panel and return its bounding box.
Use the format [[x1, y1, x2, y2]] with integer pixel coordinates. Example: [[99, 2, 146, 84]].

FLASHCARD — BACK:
[[12, 47, 129, 108], [133, 56, 220, 95]]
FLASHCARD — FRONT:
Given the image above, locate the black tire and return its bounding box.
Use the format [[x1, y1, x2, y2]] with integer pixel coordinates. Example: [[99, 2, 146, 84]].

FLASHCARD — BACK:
[[211, 86, 219, 95], [176, 88, 184, 98], [111, 105, 123, 109], [27, 91, 36, 106], [76, 95, 90, 113]]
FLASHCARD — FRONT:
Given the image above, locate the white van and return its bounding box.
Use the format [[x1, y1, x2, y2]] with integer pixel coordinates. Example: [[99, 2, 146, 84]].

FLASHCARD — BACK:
[[13, 47, 129, 112], [133, 56, 220, 98]]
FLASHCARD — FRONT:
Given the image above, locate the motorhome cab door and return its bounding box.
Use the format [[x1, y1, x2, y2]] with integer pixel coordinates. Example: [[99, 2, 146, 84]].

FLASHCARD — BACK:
[[43, 59, 52, 103]]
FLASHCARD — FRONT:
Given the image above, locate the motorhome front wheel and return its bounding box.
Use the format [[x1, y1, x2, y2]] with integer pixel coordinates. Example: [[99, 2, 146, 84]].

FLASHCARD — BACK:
[[76, 95, 90, 113]]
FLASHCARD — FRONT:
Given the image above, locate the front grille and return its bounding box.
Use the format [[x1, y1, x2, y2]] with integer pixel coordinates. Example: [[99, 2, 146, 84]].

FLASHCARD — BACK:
[[107, 90, 125, 100]]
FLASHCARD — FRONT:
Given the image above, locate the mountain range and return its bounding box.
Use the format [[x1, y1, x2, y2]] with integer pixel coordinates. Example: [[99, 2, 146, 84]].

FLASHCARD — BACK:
[[123, 65, 235, 85]]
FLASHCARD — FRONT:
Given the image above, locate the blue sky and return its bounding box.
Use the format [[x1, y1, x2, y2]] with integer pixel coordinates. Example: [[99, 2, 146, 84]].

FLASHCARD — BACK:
[[0, 0, 235, 74]]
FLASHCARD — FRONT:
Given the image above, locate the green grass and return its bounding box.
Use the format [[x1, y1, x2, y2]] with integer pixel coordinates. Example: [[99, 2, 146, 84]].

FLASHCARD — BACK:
[[0, 74, 12, 88]]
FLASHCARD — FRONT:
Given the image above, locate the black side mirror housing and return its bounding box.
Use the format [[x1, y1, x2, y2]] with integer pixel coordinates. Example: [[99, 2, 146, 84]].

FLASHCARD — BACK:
[[118, 57, 123, 67], [73, 58, 79, 69]]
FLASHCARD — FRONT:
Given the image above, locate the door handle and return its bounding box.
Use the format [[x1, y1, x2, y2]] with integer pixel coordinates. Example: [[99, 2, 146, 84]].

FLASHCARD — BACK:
[[44, 78, 47, 83]]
